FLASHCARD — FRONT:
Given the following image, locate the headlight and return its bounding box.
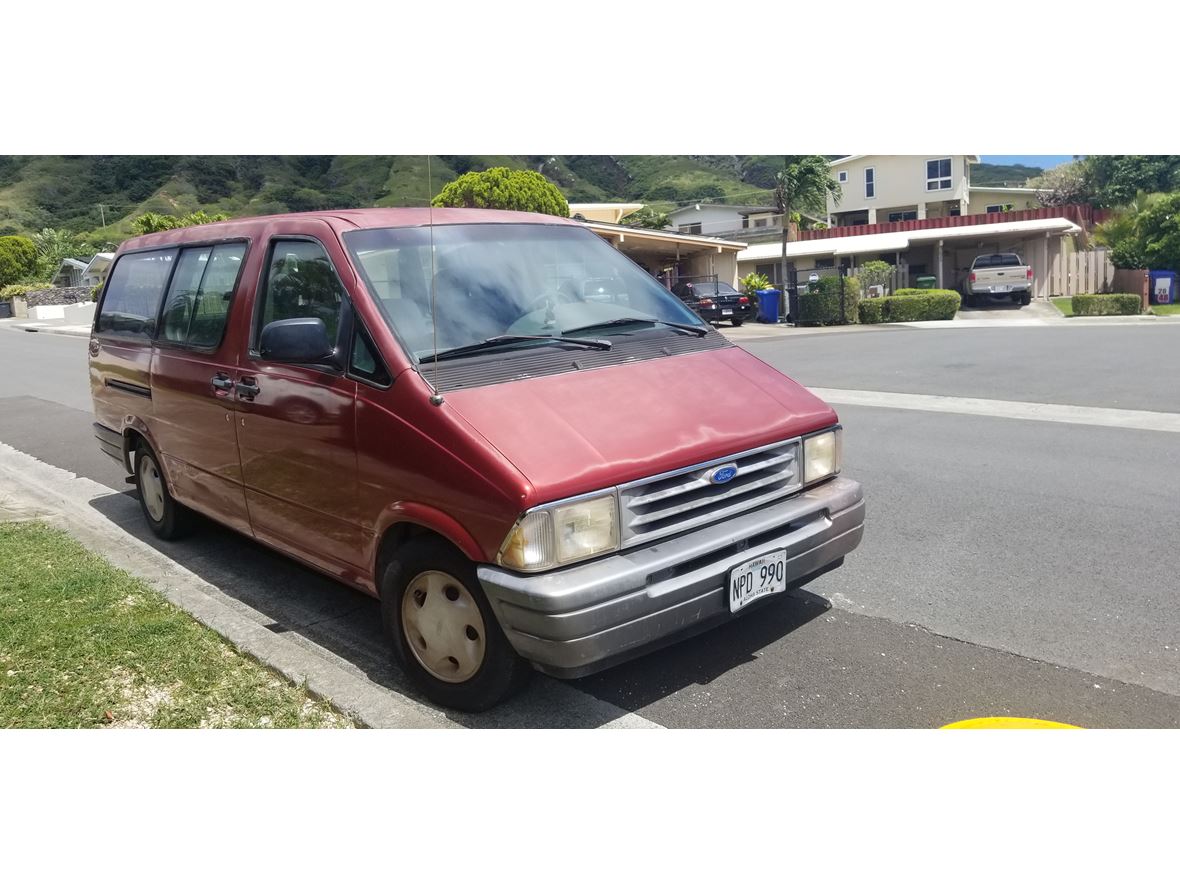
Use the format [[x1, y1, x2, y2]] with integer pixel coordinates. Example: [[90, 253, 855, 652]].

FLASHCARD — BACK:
[[803, 428, 842, 484], [499, 493, 619, 572]]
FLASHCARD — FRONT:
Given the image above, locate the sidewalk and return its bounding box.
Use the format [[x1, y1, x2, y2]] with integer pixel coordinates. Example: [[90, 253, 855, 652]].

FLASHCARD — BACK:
[[0, 317, 92, 337]]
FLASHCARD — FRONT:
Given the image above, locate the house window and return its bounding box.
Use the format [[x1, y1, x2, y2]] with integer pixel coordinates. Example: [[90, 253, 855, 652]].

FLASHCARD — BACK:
[[678, 223, 702, 234], [888, 210, 918, 222], [948, 207, 961, 216], [754, 218, 768, 228], [986, 204, 1004, 213], [814, 258, 835, 269], [741, 218, 749, 229], [755, 263, 779, 284], [864, 167, 875, 199], [838, 170, 848, 183], [926, 158, 952, 191]]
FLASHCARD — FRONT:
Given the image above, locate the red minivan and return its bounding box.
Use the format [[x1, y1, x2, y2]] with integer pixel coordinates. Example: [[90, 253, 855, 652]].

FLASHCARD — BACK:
[[90, 208, 864, 711]]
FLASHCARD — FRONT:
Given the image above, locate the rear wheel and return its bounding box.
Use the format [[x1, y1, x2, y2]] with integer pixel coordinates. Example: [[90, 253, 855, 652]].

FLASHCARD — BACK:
[[381, 536, 529, 712], [134, 443, 193, 540], [1020, 292, 1032, 306], [731, 317, 744, 327]]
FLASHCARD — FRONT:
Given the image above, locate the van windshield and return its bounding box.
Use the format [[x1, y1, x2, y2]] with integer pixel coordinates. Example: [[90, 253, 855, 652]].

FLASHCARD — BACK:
[[343, 223, 708, 362]]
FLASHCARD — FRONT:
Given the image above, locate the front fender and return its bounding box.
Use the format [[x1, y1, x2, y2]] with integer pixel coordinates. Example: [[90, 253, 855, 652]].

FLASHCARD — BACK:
[[372, 501, 489, 570]]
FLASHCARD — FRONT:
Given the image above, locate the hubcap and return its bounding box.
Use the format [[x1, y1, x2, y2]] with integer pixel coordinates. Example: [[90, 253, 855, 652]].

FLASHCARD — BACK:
[[401, 570, 486, 684], [139, 454, 166, 522]]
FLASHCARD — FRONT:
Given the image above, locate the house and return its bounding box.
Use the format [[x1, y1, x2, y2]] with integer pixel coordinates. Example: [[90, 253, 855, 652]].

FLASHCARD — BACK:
[[81, 252, 115, 287], [825, 155, 1044, 225], [568, 203, 644, 224], [666, 204, 780, 238], [51, 257, 93, 288]]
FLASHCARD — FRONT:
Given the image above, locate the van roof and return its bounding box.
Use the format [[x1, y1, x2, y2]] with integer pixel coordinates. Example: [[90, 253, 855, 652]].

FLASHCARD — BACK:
[[117, 207, 579, 252]]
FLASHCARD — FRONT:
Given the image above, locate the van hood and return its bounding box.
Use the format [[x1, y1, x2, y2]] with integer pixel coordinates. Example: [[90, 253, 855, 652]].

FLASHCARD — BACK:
[[444, 345, 838, 504]]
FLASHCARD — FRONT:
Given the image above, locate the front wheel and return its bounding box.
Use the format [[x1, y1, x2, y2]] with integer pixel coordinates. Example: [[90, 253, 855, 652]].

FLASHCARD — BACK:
[[134, 443, 193, 540], [381, 536, 529, 712]]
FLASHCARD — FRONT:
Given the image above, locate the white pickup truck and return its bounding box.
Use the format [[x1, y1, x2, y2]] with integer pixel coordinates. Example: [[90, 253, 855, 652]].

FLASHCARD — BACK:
[[962, 253, 1033, 307]]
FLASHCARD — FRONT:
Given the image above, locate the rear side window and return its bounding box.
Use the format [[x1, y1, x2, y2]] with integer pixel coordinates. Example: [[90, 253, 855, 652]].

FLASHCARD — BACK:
[[256, 239, 347, 349], [97, 249, 177, 338], [159, 243, 247, 348]]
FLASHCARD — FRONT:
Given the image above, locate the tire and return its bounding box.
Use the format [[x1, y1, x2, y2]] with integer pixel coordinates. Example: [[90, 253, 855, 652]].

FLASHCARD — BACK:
[[1020, 292, 1032, 306], [731, 317, 745, 327], [133, 443, 194, 540], [380, 536, 529, 712]]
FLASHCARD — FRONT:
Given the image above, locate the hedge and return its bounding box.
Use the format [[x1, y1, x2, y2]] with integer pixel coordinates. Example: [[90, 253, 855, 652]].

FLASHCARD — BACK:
[[1071, 293, 1141, 316], [859, 291, 961, 323], [891, 287, 958, 297], [798, 292, 856, 325], [0, 282, 53, 301]]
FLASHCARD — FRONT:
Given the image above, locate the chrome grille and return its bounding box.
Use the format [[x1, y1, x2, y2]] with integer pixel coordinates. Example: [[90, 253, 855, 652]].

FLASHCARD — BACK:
[[618, 439, 802, 546]]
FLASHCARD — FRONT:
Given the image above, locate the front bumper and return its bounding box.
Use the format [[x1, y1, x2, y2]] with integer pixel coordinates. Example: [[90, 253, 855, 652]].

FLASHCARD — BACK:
[[477, 475, 864, 678]]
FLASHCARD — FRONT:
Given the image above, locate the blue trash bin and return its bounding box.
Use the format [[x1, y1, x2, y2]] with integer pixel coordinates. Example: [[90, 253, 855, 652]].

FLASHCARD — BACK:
[[755, 288, 781, 324]]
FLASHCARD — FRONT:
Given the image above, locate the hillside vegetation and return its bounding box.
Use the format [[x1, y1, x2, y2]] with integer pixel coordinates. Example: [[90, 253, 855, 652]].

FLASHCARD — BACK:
[[0, 155, 1037, 246]]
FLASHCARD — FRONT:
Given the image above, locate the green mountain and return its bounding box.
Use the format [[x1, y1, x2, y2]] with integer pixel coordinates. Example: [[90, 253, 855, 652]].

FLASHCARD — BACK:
[[970, 162, 1043, 187], [0, 155, 1044, 247]]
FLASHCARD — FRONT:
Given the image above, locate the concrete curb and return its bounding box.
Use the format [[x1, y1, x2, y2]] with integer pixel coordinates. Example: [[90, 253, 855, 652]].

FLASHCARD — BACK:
[[0, 442, 454, 729]]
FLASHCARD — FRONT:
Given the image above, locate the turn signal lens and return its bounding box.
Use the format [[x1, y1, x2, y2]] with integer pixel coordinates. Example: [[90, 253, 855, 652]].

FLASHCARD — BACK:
[[498, 494, 620, 572]]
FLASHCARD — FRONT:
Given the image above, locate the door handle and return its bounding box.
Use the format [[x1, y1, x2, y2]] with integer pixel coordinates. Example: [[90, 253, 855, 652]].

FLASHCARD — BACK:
[[211, 373, 233, 392], [236, 377, 261, 399]]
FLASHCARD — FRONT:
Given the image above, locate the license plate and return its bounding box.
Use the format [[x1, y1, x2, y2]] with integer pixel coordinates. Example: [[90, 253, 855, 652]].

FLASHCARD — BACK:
[[722, 308, 733, 315], [995, 285, 1010, 293], [729, 550, 787, 613]]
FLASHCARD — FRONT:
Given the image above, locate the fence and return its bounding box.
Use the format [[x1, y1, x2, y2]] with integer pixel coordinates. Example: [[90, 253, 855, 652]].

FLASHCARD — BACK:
[[1050, 249, 1117, 298]]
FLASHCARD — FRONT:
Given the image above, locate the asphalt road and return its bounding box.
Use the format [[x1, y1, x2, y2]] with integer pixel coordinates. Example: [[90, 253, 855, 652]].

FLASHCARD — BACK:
[[3, 322, 1179, 727]]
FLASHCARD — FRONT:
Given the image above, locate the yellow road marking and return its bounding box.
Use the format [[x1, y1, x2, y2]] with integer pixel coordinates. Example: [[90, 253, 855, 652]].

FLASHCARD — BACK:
[[942, 717, 1081, 729]]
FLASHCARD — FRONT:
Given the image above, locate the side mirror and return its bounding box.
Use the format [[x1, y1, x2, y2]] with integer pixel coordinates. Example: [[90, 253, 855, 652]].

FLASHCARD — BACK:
[[259, 317, 334, 364]]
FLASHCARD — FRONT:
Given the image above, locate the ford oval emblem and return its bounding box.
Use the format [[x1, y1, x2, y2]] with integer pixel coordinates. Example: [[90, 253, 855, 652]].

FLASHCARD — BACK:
[[708, 465, 738, 485]]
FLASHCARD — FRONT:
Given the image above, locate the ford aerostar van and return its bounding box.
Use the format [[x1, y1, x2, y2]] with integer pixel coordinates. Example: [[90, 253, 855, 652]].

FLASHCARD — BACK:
[[89, 208, 864, 711]]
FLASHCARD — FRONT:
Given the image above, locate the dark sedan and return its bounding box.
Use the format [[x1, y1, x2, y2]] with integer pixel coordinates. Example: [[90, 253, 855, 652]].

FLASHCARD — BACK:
[[671, 280, 757, 327]]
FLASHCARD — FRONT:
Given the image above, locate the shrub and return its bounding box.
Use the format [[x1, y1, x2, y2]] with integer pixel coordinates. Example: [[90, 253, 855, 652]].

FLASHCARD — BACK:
[[0, 235, 38, 287], [0, 282, 53, 301], [858, 260, 893, 295], [858, 291, 961, 323], [740, 272, 771, 294], [798, 276, 860, 325], [1071, 293, 1141, 316]]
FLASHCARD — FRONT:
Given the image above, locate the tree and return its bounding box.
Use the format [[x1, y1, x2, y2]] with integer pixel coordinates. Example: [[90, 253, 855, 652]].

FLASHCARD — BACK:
[[858, 260, 893, 295], [621, 207, 670, 230], [431, 167, 569, 216], [0, 236, 38, 287], [1094, 192, 1180, 270], [31, 228, 92, 279], [1029, 160, 1093, 207], [1083, 156, 1180, 208], [772, 156, 841, 306]]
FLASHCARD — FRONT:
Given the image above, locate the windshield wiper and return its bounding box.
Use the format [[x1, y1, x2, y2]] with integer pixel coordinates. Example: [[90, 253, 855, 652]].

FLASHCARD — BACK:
[[428, 334, 612, 362], [562, 316, 709, 338]]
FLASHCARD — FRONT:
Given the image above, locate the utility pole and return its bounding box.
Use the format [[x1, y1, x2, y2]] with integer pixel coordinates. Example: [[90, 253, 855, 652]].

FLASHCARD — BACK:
[[98, 204, 106, 228]]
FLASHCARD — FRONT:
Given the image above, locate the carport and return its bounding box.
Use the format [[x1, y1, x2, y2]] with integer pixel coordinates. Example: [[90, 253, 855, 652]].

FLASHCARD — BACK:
[[737, 217, 1081, 300], [581, 221, 746, 289]]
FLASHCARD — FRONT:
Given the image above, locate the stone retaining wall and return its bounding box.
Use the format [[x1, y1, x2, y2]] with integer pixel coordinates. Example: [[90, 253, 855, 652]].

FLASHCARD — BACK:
[[25, 286, 93, 307]]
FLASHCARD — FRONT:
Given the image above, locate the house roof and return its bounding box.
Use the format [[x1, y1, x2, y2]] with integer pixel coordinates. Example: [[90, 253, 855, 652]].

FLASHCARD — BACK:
[[583, 220, 746, 252], [968, 186, 1040, 194], [58, 258, 90, 270], [736, 217, 1079, 263], [830, 154, 981, 166], [667, 203, 775, 218]]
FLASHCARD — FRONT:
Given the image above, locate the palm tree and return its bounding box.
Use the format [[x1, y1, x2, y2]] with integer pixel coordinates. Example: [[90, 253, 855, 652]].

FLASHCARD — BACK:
[[773, 156, 842, 315]]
